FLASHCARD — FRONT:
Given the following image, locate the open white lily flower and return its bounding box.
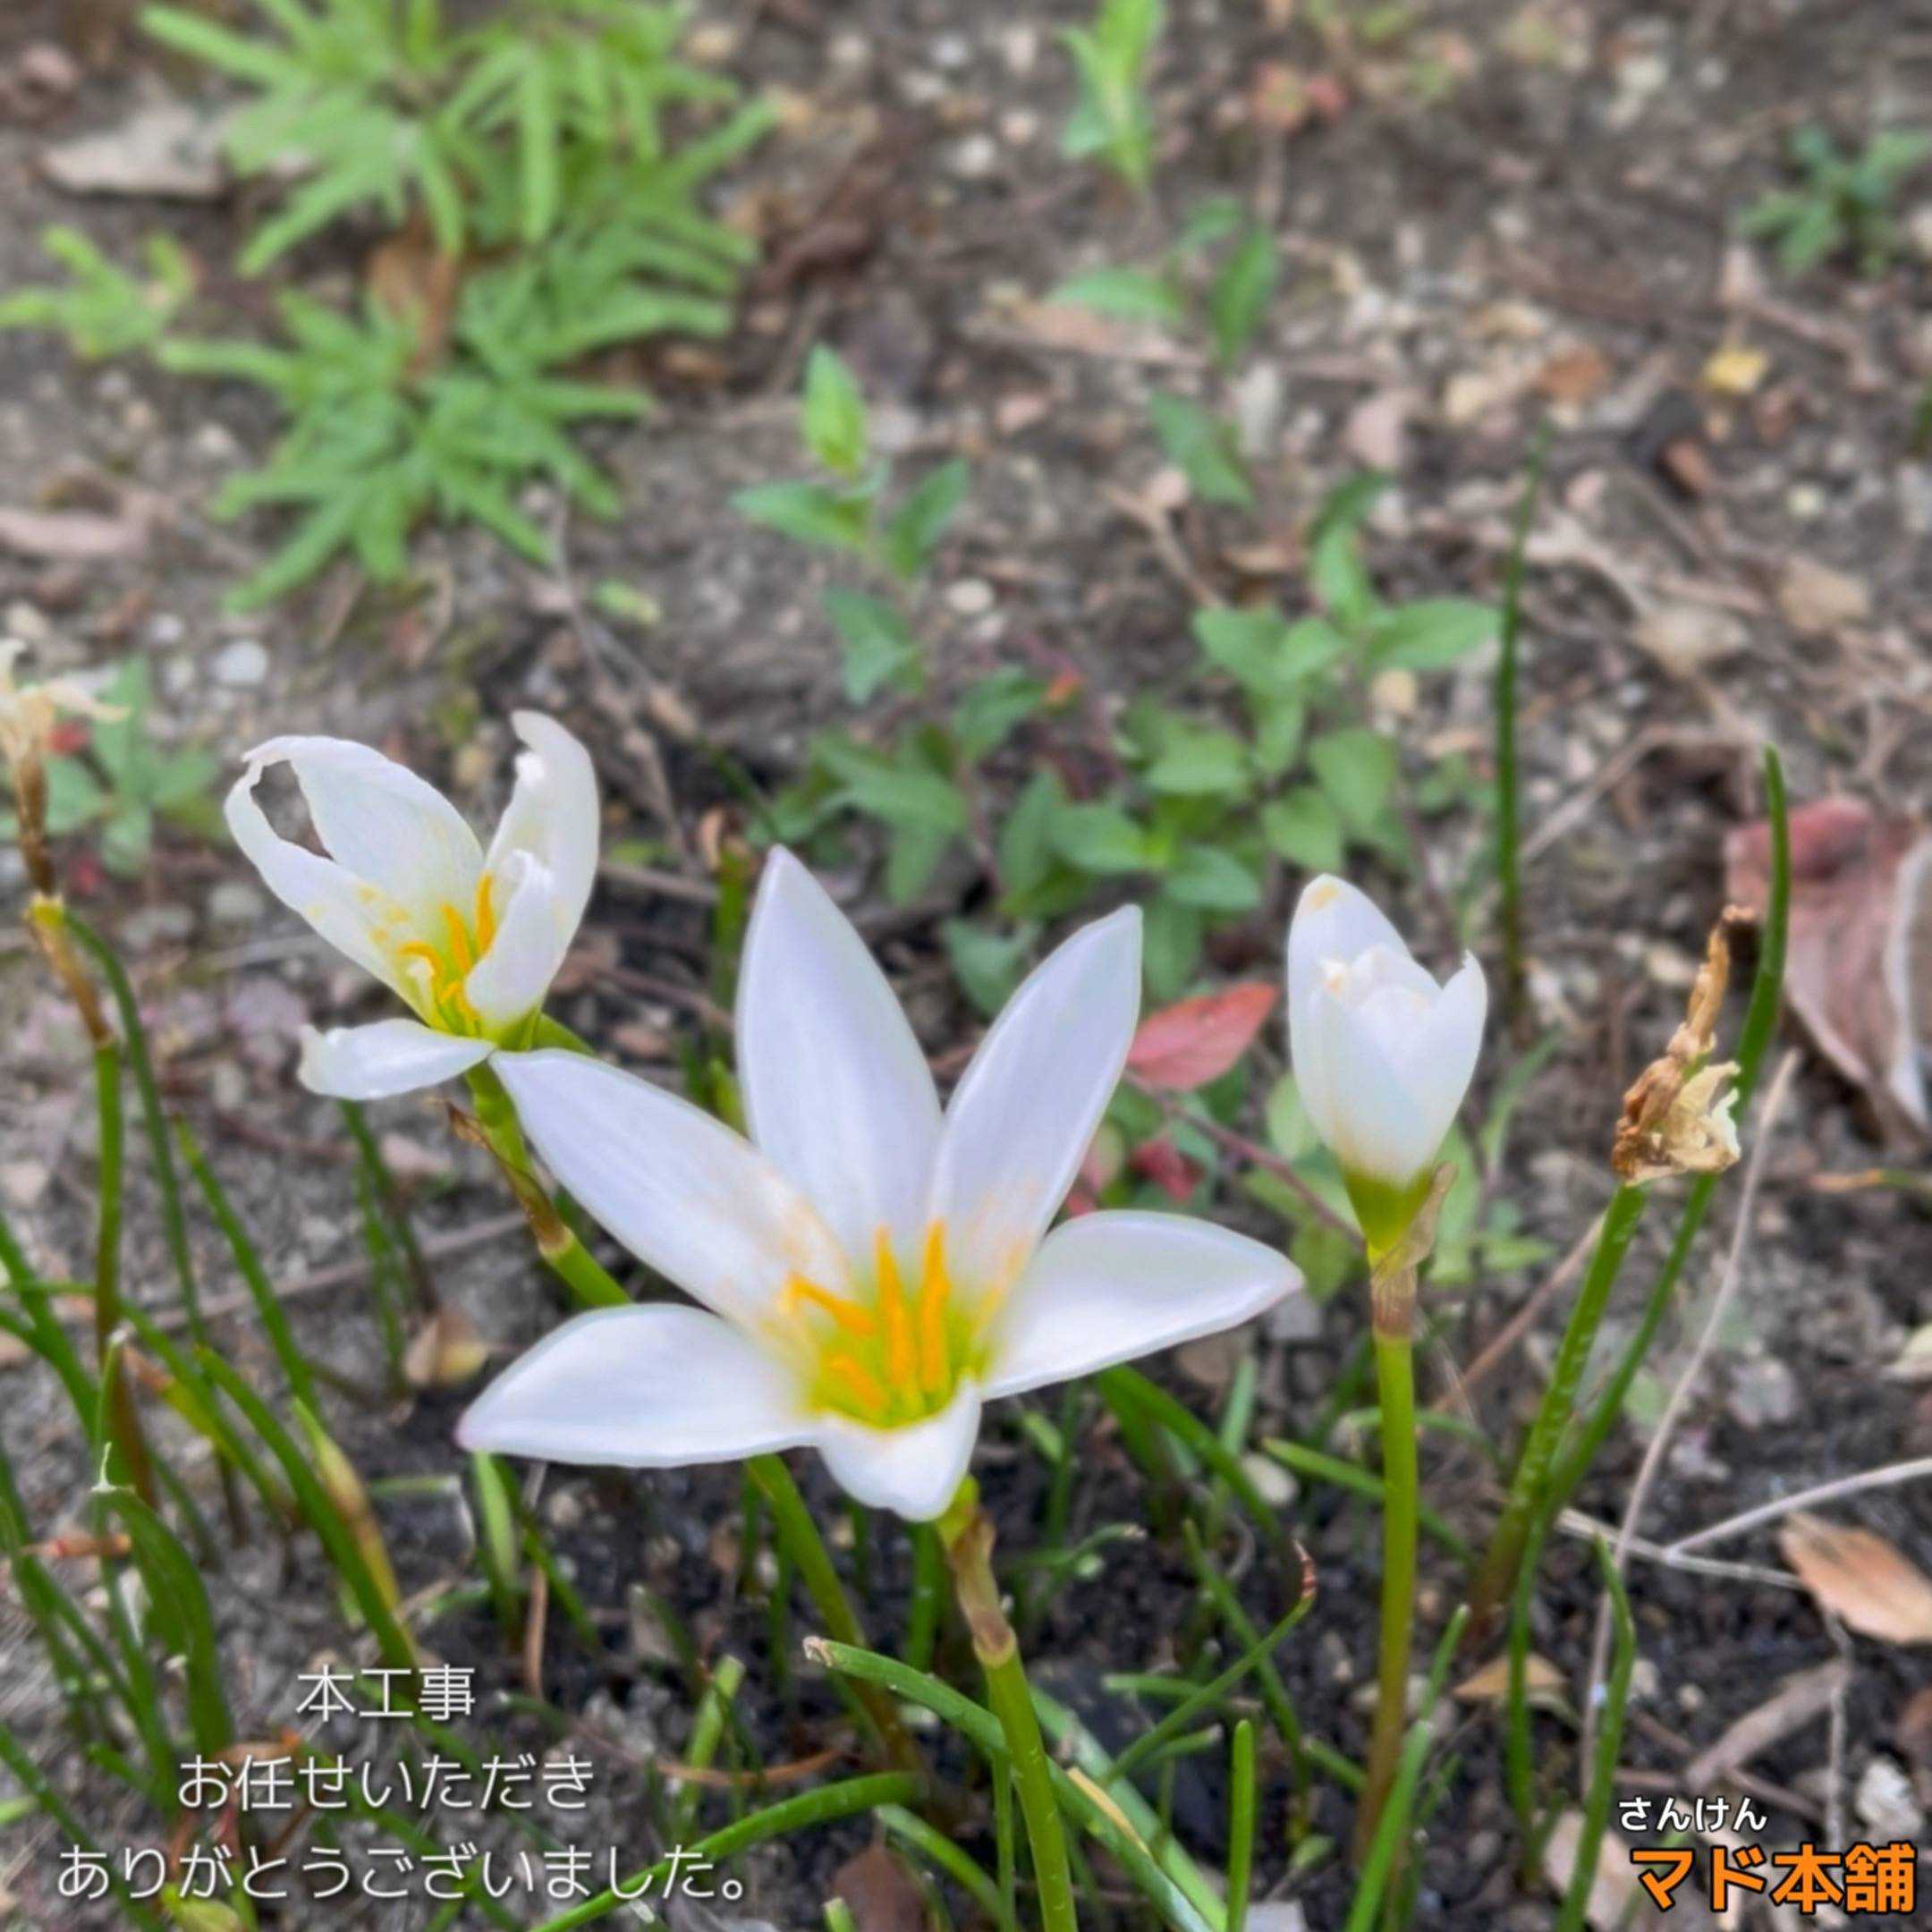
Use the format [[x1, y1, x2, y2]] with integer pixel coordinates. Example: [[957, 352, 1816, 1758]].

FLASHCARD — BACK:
[[1287, 875, 1486, 1253], [460, 851, 1302, 1521], [225, 713, 597, 1101]]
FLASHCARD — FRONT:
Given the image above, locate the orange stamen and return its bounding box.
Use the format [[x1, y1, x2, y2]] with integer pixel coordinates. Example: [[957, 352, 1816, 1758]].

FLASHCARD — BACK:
[[822, 1352, 888, 1417], [785, 1275, 877, 1339], [876, 1229, 914, 1385], [915, 1223, 950, 1393]]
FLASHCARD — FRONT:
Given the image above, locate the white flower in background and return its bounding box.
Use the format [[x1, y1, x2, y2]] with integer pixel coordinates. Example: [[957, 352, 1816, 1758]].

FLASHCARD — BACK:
[[460, 851, 1302, 1521], [225, 713, 597, 1101], [1287, 875, 1486, 1254]]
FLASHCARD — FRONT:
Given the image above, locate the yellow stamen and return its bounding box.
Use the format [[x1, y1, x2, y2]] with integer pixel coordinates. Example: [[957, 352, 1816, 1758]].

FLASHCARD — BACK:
[[474, 871, 497, 953], [784, 1275, 877, 1339], [441, 902, 476, 975], [822, 1352, 888, 1417], [915, 1223, 950, 1394], [876, 1229, 915, 1385]]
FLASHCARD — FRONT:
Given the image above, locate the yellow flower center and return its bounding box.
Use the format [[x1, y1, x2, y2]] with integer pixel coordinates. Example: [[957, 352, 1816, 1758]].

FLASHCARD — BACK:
[[389, 873, 498, 1035], [775, 1223, 993, 1428]]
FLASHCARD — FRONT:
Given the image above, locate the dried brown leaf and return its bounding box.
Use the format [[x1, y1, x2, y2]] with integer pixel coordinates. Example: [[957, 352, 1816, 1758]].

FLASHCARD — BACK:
[[1725, 797, 1928, 1137], [402, 1308, 489, 1390], [1454, 1651, 1566, 1707], [829, 1845, 923, 1932], [1778, 1512, 1932, 1646]]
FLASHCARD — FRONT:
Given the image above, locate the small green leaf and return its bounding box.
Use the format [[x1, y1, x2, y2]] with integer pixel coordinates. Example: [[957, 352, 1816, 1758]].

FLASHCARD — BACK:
[[733, 479, 872, 553], [148, 748, 218, 809], [802, 344, 869, 479], [884, 458, 970, 581], [1050, 801, 1153, 876], [998, 770, 1065, 904], [1049, 267, 1185, 328], [1142, 890, 1204, 999], [516, 62, 558, 242], [101, 802, 155, 877], [823, 588, 920, 703], [954, 667, 1047, 764], [1368, 598, 1497, 671], [1194, 609, 1346, 696], [1143, 730, 1249, 797], [1148, 394, 1252, 507], [90, 659, 151, 786], [838, 764, 970, 835], [943, 919, 1037, 1018], [1248, 696, 1304, 778], [1263, 1072, 1318, 1163], [41, 756, 109, 833], [1208, 227, 1277, 369], [1260, 786, 1343, 870], [1165, 844, 1260, 912], [1308, 728, 1399, 834], [884, 821, 951, 903], [1310, 522, 1374, 632]]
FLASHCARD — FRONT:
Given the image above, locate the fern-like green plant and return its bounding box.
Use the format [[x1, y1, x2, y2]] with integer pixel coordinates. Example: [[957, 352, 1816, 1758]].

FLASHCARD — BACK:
[[1741, 124, 1930, 276], [0, 228, 192, 360]]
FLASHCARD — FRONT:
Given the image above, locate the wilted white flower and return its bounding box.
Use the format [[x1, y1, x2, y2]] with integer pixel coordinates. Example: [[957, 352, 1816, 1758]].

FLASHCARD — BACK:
[[225, 714, 596, 1100], [461, 852, 1302, 1521], [1287, 875, 1486, 1252]]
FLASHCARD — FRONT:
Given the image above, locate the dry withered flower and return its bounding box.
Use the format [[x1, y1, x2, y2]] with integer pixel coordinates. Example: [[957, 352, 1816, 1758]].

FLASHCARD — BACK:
[[1611, 917, 1744, 1183]]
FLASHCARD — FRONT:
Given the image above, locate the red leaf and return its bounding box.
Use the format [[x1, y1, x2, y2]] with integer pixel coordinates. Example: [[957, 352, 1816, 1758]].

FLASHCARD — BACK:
[[1724, 796, 1928, 1138], [1130, 1135, 1201, 1202], [1127, 982, 1279, 1090]]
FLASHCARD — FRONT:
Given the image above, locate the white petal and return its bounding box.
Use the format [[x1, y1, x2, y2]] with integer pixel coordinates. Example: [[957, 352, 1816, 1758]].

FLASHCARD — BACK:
[[225, 759, 411, 996], [463, 851, 567, 1031], [483, 713, 599, 950], [298, 1019, 493, 1099], [494, 1050, 846, 1327], [1286, 875, 1409, 1075], [736, 849, 941, 1266], [929, 907, 1141, 1292], [983, 1212, 1302, 1398], [1388, 954, 1487, 1157], [254, 734, 481, 915], [1301, 982, 1442, 1184], [457, 1306, 814, 1468], [816, 1381, 981, 1521]]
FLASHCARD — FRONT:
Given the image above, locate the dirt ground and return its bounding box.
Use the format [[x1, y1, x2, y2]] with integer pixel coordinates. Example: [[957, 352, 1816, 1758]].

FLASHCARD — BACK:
[[2, 1, 1931, 1927]]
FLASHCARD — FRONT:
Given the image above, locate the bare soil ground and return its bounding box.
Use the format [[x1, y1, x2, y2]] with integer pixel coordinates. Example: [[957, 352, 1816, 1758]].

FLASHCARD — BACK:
[[3, 1, 1931, 1926]]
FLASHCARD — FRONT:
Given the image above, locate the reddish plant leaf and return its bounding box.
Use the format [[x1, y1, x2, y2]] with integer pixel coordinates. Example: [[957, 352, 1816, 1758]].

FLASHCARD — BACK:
[[1127, 982, 1279, 1090], [1130, 1135, 1201, 1202], [1724, 797, 1928, 1138]]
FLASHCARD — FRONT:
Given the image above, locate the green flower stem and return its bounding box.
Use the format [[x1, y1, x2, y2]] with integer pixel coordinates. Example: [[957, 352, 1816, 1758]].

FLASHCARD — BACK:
[[1465, 1186, 1647, 1640], [465, 1063, 626, 1310], [747, 1453, 923, 1776], [91, 1037, 157, 1508], [1355, 1300, 1418, 1862], [941, 1482, 1077, 1932]]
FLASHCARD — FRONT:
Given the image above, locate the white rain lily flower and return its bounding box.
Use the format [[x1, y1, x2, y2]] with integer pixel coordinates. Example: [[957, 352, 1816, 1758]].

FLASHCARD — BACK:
[[1287, 875, 1486, 1253], [460, 851, 1303, 1521], [225, 713, 597, 1101]]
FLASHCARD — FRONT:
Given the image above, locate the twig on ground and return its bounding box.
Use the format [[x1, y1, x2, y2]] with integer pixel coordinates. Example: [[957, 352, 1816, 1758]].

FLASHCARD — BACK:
[[1665, 1453, 1932, 1555]]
